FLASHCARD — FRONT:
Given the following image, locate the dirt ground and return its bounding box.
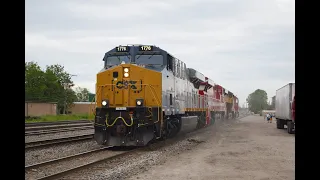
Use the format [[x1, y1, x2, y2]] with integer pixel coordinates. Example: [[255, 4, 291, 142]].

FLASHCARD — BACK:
[[127, 115, 295, 180]]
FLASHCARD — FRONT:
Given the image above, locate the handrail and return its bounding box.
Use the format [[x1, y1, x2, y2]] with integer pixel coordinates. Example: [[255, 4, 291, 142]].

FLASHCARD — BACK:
[[95, 83, 161, 129]]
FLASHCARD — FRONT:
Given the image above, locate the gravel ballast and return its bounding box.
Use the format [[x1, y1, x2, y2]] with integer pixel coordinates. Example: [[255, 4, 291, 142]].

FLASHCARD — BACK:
[[58, 116, 242, 180], [25, 139, 102, 166], [25, 113, 250, 180], [25, 147, 125, 180], [25, 129, 94, 143]]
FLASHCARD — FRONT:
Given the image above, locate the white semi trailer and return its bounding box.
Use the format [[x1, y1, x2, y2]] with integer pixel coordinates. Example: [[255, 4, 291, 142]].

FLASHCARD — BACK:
[[275, 83, 295, 134]]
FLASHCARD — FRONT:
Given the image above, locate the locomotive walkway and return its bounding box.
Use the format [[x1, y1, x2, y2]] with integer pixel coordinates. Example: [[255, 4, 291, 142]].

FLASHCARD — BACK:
[[127, 115, 295, 180]]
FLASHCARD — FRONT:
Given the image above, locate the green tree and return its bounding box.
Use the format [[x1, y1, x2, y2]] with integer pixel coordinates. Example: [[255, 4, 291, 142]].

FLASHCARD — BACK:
[[45, 64, 76, 114], [246, 89, 269, 114], [42, 68, 62, 102], [75, 87, 90, 102], [25, 61, 77, 114], [25, 61, 47, 101], [45, 64, 74, 87]]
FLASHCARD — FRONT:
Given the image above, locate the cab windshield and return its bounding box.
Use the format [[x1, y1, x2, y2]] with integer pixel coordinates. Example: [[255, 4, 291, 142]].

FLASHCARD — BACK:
[[135, 55, 164, 66], [105, 55, 131, 67]]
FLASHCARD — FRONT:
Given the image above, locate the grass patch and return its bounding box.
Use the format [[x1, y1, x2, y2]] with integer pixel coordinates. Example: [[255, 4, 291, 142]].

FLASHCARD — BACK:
[[25, 114, 95, 123]]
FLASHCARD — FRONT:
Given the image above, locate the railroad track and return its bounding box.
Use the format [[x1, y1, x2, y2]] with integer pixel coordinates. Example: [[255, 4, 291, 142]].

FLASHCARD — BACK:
[[25, 120, 93, 127], [25, 147, 111, 170], [25, 121, 94, 136], [25, 114, 249, 148], [25, 134, 94, 149], [25, 125, 94, 136], [25, 123, 93, 131], [25, 146, 133, 180], [25, 122, 205, 180]]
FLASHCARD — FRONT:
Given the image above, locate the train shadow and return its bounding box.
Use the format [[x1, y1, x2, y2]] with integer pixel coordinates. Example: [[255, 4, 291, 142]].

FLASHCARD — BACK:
[[106, 146, 139, 151]]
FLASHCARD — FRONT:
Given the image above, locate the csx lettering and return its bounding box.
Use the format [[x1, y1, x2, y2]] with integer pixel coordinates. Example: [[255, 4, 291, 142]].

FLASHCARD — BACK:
[[140, 46, 152, 51], [116, 81, 124, 89], [117, 46, 127, 52], [129, 80, 137, 89], [116, 80, 138, 89]]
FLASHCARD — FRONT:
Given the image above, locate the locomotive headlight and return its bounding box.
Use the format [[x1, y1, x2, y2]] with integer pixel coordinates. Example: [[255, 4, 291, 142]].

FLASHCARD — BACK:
[[136, 99, 144, 106], [124, 68, 129, 73], [102, 100, 107, 106], [124, 72, 129, 77]]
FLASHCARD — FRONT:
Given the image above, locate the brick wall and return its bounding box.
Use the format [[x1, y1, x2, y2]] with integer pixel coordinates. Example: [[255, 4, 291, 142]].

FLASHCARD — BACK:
[[70, 103, 96, 114], [25, 102, 57, 116]]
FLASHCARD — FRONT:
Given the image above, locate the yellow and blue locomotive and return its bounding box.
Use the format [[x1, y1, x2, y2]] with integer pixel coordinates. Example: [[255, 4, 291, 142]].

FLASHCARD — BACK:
[[93, 44, 239, 146]]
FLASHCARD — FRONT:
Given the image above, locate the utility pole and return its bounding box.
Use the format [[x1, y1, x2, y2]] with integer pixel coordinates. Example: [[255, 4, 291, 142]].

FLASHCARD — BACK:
[[64, 83, 67, 114]]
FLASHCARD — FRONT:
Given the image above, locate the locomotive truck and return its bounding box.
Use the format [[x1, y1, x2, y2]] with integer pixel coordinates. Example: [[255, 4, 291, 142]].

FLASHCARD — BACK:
[[93, 44, 239, 146], [275, 83, 295, 134]]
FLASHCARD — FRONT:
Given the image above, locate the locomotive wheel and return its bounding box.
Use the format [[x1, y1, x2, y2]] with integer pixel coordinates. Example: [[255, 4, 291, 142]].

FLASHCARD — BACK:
[[196, 113, 206, 129], [158, 129, 167, 141], [166, 117, 181, 138]]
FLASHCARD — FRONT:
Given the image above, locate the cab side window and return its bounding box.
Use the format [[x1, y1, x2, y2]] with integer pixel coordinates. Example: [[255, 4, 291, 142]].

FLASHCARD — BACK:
[[167, 54, 173, 72]]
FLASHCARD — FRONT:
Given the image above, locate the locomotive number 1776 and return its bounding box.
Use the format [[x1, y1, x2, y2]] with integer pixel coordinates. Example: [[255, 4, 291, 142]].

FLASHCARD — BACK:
[[140, 45, 153, 51]]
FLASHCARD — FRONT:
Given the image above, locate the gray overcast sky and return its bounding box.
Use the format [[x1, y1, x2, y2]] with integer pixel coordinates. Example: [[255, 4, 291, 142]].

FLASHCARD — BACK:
[[25, 0, 295, 106]]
